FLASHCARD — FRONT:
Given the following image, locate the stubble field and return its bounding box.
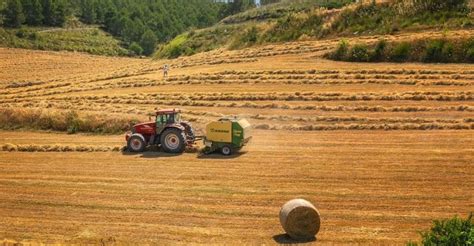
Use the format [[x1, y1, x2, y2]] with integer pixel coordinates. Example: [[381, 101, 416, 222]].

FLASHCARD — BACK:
[[1, 29, 473, 244]]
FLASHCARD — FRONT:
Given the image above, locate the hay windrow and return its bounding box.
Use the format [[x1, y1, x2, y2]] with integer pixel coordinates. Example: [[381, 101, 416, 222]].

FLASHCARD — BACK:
[[254, 123, 474, 131], [0, 108, 141, 134], [1, 144, 123, 153]]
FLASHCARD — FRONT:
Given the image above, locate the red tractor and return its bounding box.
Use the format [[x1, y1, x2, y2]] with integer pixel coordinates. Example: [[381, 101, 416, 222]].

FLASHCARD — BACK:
[[125, 109, 195, 153]]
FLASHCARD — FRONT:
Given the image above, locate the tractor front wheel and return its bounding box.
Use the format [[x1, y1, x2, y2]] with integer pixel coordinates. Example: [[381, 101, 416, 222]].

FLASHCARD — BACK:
[[161, 128, 186, 154], [127, 134, 146, 152]]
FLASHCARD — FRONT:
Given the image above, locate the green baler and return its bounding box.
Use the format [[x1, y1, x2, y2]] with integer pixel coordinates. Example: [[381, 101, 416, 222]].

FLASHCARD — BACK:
[[202, 117, 252, 155]]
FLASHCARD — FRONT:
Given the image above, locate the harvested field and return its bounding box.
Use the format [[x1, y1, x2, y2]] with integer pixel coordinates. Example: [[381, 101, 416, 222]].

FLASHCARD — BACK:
[[0, 28, 473, 244], [0, 130, 472, 244]]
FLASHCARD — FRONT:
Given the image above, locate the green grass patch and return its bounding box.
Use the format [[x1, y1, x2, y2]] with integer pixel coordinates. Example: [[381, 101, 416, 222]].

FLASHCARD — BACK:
[[155, 34, 191, 59], [408, 213, 473, 245], [261, 10, 325, 43], [326, 36, 474, 63], [331, 0, 472, 36], [155, 24, 244, 58], [221, 0, 353, 24], [0, 26, 128, 56]]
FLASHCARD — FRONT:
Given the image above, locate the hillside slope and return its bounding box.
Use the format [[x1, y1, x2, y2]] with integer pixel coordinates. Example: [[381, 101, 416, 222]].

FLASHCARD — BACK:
[[0, 0, 228, 56], [0, 25, 128, 56], [156, 0, 473, 59]]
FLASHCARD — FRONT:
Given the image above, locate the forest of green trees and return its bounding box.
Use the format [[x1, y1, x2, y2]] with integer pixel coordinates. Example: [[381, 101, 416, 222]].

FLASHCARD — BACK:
[[1, 0, 68, 28], [0, 0, 276, 55]]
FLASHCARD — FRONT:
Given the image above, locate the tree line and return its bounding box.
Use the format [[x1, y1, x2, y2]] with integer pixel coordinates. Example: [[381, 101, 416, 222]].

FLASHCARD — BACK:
[[1, 0, 67, 27], [1, 0, 259, 55]]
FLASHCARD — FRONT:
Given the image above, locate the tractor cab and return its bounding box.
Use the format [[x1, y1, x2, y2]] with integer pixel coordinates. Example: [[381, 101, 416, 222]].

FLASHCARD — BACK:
[[155, 109, 181, 133], [156, 109, 180, 125]]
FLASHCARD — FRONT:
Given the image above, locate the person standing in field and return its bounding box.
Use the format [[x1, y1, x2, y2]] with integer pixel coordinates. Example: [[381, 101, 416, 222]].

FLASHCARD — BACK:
[[163, 64, 169, 79]]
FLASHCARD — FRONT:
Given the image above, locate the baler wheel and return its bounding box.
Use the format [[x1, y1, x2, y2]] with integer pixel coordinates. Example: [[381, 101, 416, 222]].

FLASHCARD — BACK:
[[221, 145, 233, 156]]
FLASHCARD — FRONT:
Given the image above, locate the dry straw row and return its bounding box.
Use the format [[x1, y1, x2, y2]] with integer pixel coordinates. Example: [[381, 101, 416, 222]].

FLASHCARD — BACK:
[[7, 100, 474, 113], [1, 144, 200, 153], [255, 123, 474, 131], [1, 144, 123, 152]]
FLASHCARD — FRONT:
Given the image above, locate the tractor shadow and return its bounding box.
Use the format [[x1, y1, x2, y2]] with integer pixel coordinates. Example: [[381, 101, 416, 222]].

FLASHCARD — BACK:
[[121, 146, 183, 158], [122, 151, 183, 158], [273, 234, 317, 244], [121, 147, 247, 159], [141, 152, 183, 158]]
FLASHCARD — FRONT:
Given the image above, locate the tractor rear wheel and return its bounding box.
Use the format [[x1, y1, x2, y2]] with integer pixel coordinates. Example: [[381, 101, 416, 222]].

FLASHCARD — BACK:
[[127, 134, 146, 152], [161, 128, 186, 154], [221, 145, 233, 156]]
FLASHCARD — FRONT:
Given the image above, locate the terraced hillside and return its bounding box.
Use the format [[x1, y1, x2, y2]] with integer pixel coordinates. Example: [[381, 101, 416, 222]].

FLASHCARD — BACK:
[[0, 28, 473, 244]]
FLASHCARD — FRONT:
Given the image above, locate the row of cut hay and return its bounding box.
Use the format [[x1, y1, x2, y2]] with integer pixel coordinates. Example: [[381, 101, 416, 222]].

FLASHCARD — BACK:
[[0, 107, 141, 134], [22, 97, 474, 113], [174, 92, 474, 102], [4, 81, 45, 89], [249, 114, 468, 124], [118, 101, 474, 113], [210, 69, 474, 76], [162, 78, 472, 87], [293, 105, 474, 112], [254, 123, 474, 131], [168, 72, 474, 81], [3, 89, 472, 103], [54, 91, 473, 102], [172, 57, 258, 69], [3, 82, 72, 96], [0, 87, 84, 101], [1, 143, 123, 152]]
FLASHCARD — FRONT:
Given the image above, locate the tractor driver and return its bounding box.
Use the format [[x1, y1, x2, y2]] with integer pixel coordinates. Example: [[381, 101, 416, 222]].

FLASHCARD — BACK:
[[156, 114, 175, 125]]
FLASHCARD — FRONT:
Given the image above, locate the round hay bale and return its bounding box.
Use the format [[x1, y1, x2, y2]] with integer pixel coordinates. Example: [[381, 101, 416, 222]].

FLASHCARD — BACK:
[[279, 199, 320, 240]]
